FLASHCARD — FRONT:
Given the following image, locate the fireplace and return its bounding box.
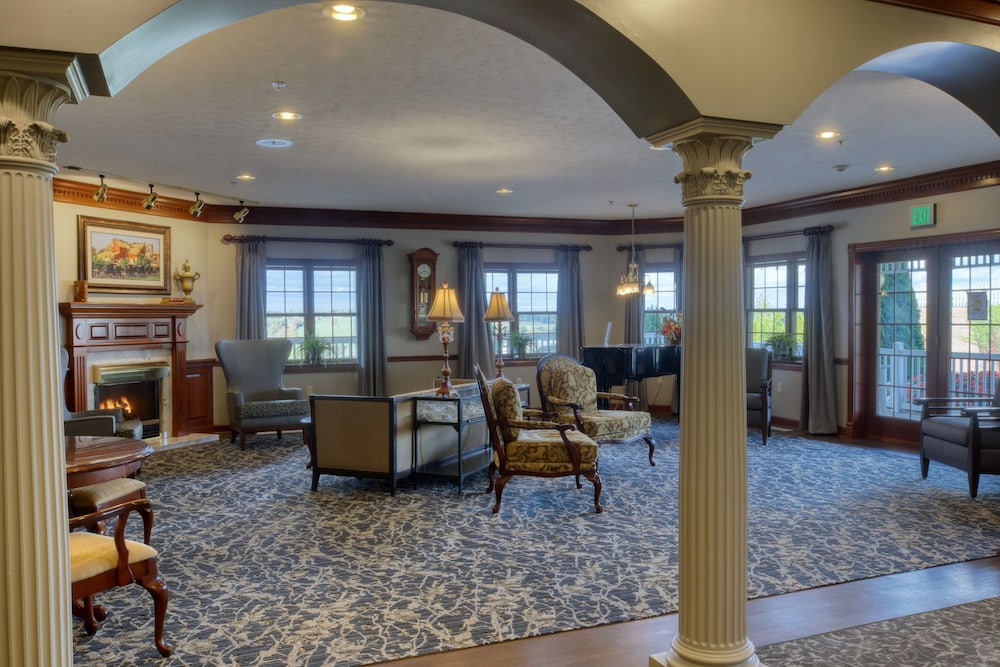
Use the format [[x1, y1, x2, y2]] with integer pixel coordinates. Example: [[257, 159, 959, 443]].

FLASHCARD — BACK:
[[93, 362, 170, 438]]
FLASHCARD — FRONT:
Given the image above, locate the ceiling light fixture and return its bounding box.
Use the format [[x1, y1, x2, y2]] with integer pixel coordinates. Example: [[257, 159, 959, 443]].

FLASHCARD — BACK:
[[616, 204, 654, 296], [142, 184, 159, 210], [496, 187, 513, 195], [92, 174, 108, 202], [815, 130, 841, 140], [875, 164, 895, 173], [235, 174, 256, 181], [255, 138, 293, 148], [272, 111, 302, 120], [233, 201, 250, 223], [189, 192, 205, 217], [324, 4, 366, 20]]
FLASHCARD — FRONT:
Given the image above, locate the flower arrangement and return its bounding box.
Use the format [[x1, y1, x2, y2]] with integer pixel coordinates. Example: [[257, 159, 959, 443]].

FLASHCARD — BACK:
[[661, 313, 682, 345]]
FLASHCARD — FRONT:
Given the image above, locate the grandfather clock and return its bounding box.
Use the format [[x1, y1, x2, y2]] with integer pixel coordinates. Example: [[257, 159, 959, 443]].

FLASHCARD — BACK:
[[408, 248, 438, 340]]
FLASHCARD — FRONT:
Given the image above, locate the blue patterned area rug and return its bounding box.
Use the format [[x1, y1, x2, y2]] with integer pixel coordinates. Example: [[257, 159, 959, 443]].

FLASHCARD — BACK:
[[72, 420, 1000, 666]]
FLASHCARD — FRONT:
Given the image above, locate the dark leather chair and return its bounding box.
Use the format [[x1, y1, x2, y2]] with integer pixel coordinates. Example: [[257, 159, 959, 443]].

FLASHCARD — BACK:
[[746, 347, 773, 445], [61, 348, 120, 437], [919, 385, 1000, 497], [215, 339, 310, 450], [475, 365, 602, 513]]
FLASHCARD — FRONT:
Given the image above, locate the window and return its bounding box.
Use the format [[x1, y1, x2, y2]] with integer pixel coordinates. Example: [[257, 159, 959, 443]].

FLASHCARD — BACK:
[[266, 260, 358, 363], [484, 266, 558, 357], [642, 268, 679, 345], [747, 256, 806, 357]]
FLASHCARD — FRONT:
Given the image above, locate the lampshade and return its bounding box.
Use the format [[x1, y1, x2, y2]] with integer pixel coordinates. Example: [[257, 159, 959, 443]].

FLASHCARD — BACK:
[[427, 282, 464, 323], [483, 288, 514, 322]]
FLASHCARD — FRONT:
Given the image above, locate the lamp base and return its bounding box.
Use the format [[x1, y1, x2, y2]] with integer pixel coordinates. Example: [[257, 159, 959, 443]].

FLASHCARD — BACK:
[[435, 378, 459, 398]]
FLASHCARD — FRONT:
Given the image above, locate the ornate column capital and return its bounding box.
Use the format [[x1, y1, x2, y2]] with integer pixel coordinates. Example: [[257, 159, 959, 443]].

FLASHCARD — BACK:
[[671, 135, 754, 206], [0, 50, 85, 163]]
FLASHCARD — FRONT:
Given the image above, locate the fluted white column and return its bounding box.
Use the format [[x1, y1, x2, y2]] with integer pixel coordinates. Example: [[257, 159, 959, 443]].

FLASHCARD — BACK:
[[0, 58, 81, 666], [650, 128, 775, 667]]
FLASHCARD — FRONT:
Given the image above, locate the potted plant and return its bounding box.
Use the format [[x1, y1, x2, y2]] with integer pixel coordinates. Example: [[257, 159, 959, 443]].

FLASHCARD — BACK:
[[298, 334, 333, 365], [766, 332, 798, 361], [508, 329, 533, 359]]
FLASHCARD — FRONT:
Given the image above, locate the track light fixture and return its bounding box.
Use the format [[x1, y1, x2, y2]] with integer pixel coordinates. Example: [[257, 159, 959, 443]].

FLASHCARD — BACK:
[[92, 174, 108, 202], [142, 183, 159, 210], [233, 201, 250, 223], [189, 193, 205, 217]]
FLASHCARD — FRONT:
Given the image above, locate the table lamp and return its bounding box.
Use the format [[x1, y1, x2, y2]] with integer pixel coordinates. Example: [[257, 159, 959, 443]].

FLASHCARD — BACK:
[[483, 287, 515, 378], [426, 282, 465, 397]]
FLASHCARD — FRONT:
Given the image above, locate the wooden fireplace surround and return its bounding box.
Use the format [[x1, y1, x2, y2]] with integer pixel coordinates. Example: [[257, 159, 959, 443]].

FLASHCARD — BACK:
[[59, 302, 202, 437]]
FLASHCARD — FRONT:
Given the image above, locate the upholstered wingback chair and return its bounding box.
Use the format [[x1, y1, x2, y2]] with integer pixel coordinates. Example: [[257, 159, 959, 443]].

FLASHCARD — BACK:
[[61, 348, 143, 438], [215, 339, 310, 450], [475, 365, 602, 513], [746, 347, 773, 445], [919, 384, 1000, 497], [536, 353, 655, 466]]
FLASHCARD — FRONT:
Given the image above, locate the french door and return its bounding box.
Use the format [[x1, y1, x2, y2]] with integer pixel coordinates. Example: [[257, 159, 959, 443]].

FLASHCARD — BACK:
[[861, 240, 1000, 442]]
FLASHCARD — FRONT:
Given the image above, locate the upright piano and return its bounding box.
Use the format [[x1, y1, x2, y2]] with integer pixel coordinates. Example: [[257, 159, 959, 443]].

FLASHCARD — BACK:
[[580, 344, 681, 394]]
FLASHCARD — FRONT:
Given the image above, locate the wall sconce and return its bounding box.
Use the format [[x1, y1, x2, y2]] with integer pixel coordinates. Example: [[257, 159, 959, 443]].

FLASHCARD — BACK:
[[142, 184, 159, 210], [233, 201, 250, 223], [92, 174, 108, 202], [189, 193, 205, 217], [483, 287, 515, 378], [426, 281, 465, 397]]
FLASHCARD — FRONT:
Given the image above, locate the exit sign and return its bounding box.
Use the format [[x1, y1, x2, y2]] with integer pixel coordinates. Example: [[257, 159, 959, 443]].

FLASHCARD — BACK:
[[910, 203, 936, 228]]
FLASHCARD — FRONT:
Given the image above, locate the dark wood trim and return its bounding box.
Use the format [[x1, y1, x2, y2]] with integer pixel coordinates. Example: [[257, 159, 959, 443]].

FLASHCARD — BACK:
[[868, 0, 1000, 26], [53, 161, 1000, 235]]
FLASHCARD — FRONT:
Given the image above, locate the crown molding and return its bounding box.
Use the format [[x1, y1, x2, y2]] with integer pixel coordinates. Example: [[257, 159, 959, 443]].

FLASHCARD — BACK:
[[53, 161, 1000, 235], [867, 0, 1000, 26]]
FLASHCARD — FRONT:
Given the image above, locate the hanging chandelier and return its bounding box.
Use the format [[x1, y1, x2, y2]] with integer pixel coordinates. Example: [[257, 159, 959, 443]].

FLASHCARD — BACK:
[[616, 203, 655, 296]]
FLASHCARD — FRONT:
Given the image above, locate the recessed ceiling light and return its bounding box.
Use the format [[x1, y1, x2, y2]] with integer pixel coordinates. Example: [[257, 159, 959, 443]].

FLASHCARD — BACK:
[[648, 145, 670, 151], [816, 130, 841, 140], [496, 188, 513, 195], [256, 138, 293, 148], [271, 81, 287, 91], [235, 173, 256, 181], [272, 111, 302, 121], [323, 4, 366, 20], [874, 164, 895, 173]]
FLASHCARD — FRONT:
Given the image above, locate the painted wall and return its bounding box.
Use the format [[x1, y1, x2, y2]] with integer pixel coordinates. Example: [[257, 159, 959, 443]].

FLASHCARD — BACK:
[[53, 183, 1000, 429]]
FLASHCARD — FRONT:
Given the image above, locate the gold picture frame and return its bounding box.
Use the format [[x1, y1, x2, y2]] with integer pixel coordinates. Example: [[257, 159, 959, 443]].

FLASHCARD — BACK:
[[78, 216, 171, 294]]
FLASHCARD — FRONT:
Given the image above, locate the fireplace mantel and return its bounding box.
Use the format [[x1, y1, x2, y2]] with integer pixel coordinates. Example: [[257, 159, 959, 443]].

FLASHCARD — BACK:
[[59, 302, 203, 436]]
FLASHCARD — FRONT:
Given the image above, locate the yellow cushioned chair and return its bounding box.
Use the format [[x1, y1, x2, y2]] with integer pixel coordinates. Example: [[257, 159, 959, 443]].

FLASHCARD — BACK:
[[536, 353, 655, 466], [475, 365, 602, 514], [69, 498, 172, 658]]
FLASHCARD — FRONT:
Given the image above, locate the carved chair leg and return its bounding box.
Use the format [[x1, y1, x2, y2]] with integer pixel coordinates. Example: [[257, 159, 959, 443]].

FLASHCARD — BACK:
[[75, 596, 103, 635], [588, 471, 603, 513], [140, 574, 173, 657], [645, 435, 656, 465], [492, 474, 512, 513]]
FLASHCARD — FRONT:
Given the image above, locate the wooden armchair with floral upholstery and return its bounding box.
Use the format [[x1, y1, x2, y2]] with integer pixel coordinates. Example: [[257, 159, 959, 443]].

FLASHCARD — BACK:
[[474, 365, 602, 514], [536, 353, 656, 466]]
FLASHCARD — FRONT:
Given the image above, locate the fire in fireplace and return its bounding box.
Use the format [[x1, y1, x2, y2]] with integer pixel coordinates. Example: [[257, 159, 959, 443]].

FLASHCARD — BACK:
[[92, 362, 170, 439]]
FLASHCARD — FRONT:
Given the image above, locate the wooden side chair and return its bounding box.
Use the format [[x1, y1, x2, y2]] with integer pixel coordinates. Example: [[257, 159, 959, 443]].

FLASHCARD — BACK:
[[69, 477, 148, 533], [475, 365, 602, 514], [69, 498, 172, 658], [536, 353, 655, 466]]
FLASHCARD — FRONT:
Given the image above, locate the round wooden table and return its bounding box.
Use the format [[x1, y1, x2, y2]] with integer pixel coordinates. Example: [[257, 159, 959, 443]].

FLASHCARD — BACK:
[[65, 435, 153, 489]]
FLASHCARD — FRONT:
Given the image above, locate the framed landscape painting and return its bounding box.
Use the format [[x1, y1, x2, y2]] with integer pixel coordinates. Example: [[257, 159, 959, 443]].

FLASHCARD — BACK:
[[78, 216, 171, 294]]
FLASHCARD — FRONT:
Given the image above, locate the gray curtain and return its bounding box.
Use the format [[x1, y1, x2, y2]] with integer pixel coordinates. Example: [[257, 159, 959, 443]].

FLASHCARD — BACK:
[[456, 243, 492, 379], [623, 250, 644, 345], [556, 246, 584, 357], [236, 236, 267, 339], [801, 226, 838, 434], [357, 240, 388, 397]]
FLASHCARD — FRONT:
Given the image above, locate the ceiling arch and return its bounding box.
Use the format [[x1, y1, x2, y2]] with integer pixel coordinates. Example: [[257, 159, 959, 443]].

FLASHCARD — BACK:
[[89, 0, 697, 141]]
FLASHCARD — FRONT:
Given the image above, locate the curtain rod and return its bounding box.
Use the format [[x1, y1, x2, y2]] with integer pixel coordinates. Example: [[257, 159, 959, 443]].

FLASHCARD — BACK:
[[222, 234, 393, 246], [744, 224, 834, 242], [453, 241, 592, 251], [616, 242, 681, 252]]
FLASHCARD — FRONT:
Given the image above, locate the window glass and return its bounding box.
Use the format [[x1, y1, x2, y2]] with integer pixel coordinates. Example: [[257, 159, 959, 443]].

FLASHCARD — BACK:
[[484, 267, 557, 357]]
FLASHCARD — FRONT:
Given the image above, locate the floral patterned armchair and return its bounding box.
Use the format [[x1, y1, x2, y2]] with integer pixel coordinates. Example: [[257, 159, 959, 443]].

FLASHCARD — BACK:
[[474, 365, 602, 513], [536, 353, 655, 466]]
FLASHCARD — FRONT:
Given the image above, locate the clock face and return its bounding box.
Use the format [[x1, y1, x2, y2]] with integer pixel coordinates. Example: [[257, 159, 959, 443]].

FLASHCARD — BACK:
[[417, 263, 432, 279]]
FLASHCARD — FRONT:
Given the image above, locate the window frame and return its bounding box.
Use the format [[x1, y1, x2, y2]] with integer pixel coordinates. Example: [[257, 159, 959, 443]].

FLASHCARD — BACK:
[[642, 264, 681, 346], [265, 258, 359, 368], [746, 252, 806, 360], [483, 263, 559, 359]]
